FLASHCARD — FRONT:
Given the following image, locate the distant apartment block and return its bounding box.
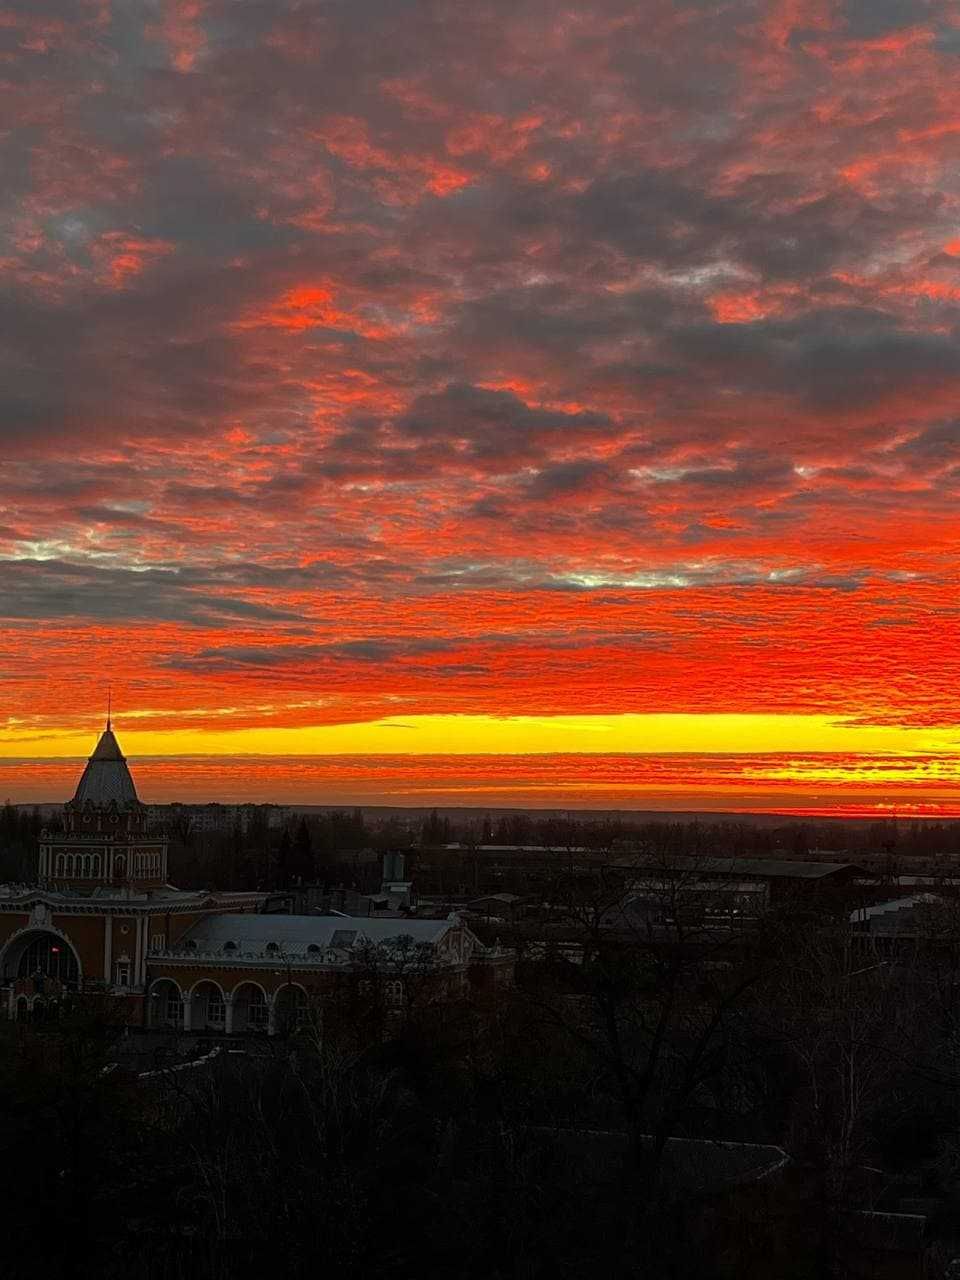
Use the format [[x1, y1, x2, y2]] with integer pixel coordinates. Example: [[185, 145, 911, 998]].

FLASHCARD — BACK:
[[144, 803, 292, 836]]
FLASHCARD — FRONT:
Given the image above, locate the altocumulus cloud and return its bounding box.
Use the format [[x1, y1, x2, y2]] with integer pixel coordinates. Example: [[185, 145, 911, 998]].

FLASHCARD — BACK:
[[3, 0, 960, 746]]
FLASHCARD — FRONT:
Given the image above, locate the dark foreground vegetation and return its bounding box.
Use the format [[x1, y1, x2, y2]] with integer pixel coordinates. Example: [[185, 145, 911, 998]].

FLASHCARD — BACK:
[[7, 868, 960, 1279]]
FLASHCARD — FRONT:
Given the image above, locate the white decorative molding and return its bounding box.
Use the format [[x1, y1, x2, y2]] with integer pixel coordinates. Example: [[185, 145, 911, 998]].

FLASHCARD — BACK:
[[29, 903, 52, 928]]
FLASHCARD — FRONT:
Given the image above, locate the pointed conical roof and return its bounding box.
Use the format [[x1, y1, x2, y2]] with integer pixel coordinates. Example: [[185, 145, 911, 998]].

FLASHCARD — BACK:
[[71, 723, 140, 808]]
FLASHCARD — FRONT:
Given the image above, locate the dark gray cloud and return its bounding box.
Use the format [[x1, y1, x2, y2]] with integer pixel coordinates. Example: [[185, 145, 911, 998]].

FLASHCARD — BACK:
[[841, 0, 931, 37], [523, 459, 615, 499], [396, 383, 613, 464], [161, 635, 465, 672], [662, 312, 960, 415], [0, 559, 303, 626], [160, 625, 673, 674], [893, 420, 960, 460]]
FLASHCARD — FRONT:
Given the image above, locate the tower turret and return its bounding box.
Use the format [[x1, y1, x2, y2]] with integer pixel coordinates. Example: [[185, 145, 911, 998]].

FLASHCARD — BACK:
[[38, 719, 167, 891]]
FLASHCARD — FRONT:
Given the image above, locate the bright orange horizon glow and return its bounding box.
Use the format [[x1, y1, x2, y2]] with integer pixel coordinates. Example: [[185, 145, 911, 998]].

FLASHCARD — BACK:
[[8, 743, 960, 816]]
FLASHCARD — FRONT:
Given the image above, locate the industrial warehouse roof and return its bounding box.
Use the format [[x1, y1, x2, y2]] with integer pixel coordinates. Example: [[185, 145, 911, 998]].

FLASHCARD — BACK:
[[70, 723, 140, 809], [613, 855, 865, 879], [177, 913, 460, 955]]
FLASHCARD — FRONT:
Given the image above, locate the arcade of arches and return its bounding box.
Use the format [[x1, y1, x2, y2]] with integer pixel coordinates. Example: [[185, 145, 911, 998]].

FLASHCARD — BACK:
[[148, 978, 310, 1036]]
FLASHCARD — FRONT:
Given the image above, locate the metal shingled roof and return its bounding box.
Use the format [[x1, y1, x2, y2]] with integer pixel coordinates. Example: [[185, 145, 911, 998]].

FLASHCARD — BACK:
[[71, 726, 140, 808]]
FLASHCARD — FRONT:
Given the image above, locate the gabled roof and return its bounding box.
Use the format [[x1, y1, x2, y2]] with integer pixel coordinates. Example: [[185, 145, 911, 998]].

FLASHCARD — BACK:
[[70, 724, 139, 809]]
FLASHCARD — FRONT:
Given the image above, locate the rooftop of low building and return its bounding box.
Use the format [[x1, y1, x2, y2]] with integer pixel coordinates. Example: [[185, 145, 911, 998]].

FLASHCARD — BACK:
[[173, 912, 461, 954], [612, 854, 867, 879]]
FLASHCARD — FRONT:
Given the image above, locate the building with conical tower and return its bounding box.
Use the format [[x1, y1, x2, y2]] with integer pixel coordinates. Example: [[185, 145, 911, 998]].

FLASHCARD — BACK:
[[0, 719, 268, 1021], [39, 717, 168, 890], [0, 718, 511, 1030]]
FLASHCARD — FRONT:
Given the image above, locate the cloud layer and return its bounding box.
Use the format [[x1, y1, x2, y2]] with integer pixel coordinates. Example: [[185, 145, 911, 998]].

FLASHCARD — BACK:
[[4, 0, 960, 801]]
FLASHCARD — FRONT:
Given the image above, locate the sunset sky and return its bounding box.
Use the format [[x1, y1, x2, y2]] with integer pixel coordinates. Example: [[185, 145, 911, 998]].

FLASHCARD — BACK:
[[4, 0, 960, 812]]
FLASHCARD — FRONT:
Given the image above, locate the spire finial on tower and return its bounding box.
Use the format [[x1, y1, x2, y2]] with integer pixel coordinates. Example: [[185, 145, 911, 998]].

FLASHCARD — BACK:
[[107, 684, 112, 731]]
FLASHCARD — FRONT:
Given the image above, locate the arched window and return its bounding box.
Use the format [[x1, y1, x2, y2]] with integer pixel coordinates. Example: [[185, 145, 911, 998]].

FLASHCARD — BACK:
[[265, 942, 279, 954], [149, 980, 183, 1028], [92, 854, 101, 877], [306, 944, 321, 956], [233, 983, 268, 1032], [275, 984, 307, 1032], [222, 941, 237, 954], [55, 855, 64, 876], [16, 934, 80, 985], [65, 855, 74, 876], [114, 854, 126, 878], [385, 979, 404, 1006], [207, 989, 225, 1026], [191, 981, 225, 1030]]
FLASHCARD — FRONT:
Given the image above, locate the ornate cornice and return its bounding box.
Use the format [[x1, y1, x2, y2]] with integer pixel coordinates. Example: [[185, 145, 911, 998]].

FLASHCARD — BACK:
[[0, 892, 267, 918]]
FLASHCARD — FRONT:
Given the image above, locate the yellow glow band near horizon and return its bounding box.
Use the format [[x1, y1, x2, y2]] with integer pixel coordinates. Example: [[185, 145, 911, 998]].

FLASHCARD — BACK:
[[1, 713, 958, 759]]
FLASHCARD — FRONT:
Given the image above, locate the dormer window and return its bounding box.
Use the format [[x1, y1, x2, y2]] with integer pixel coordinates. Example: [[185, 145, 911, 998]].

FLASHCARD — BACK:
[[306, 944, 320, 955], [223, 941, 237, 954], [265, 942, 279, 953], [183, 940, 198, 952]]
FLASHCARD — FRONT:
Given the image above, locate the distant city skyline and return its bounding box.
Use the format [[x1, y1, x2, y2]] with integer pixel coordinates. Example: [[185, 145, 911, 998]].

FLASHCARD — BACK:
[[5, 1, 960, 814]]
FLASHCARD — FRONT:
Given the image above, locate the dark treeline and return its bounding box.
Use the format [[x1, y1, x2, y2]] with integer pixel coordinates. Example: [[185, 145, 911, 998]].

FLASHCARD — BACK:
[[166, 808, 382, 893], [448, 811, 960, 862], [8, 878, 960, 1278], [9, 803, 960, 896]]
